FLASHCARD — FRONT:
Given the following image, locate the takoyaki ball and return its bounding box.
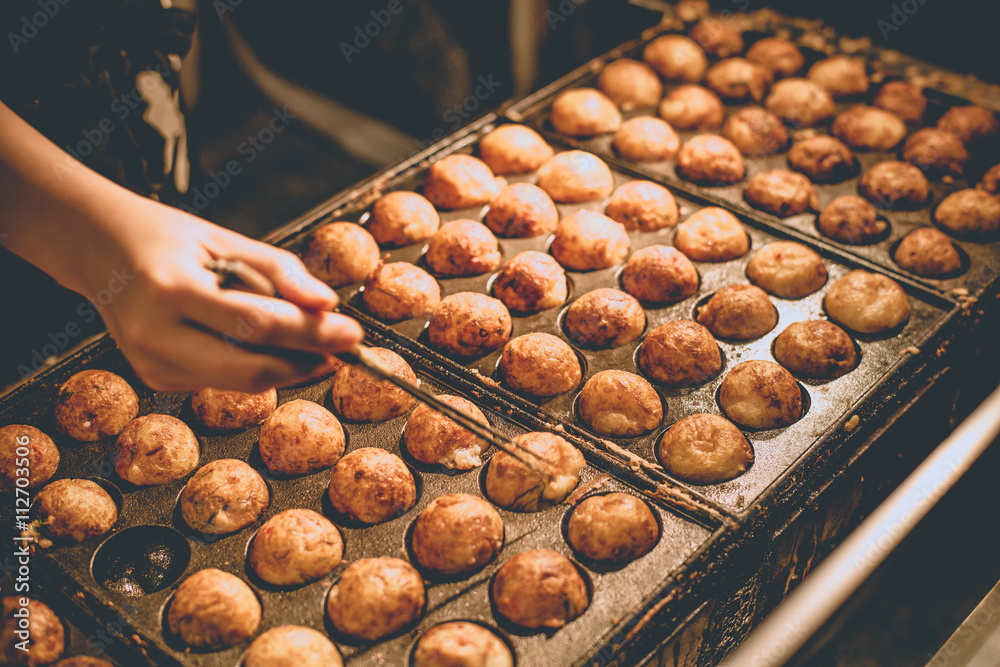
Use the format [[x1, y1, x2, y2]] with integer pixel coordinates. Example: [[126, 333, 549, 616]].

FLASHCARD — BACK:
[[674, 207, 749, 262], [54, 369, 138, 442], [675, 135, 745, 185], [807, 56, 868, 97], [824, 270, 910, 334], [326, 558, 425, 641], [935, 188, 1000, 237], [567, 493, 658, 563], [30, 478, 117, 543], [368, 191, 440, 247], [485, 432, 585, 511], [0, 424, 58, 493], [765, 78, 835, 127], [832, 105, 906, 151], [550, 210, 630, 271], [425, 220, 502, 277], [643, 34, 708, 83], [243, 626, 343, 667], [249, 509, 343, 586], [303, 222, 379, 287], [479, 124, 554, 175], [550, 88, 622, 137], [0, 597, 64, 666], [403, 395, 490, 470], [744, 170, 819, 217], [705, 58, 772, 102], [168, 569, 261, 650], [54, 658, 114, 667], [937, 105, 1000, 144], [893, 228, 962, 277], [719, 360, 802, 429], [697, 284, 776, 341], [745, 37, 804, 78], [675, 0, 709, 20], [817, 196, 887, 245], [411, 493, 504, 575], [612, 116, 681, 162], [114, 414, 199, 485], [598, 59, 663, 111], [412, 622, 513, 667], [563, 288, 646, 349], [773, 320, 857, 379], [979, 164, 1000, 195], [191, 386, 277, 431], [493, 251, 568, 313], [180, 459, 268, 534], [723, 107, 788, 156], [423, 154, 502, 210], [492, 549, 589, 629], [536, 151, 615, 203], [363, 261, 441, 322], [605, 180, 679, 231], [689, 18, 744, 58], [577, 370, 662, 437], [329, 347, 417, 422], [327, 448, 416, 524], [861, 161, 931, 210], [902, 128, 970, 176], [788, 135, 855, 182], [657, 413, 754, 484], [500, 333, 582, 397], [428, 292, 512, 357], [746, 242, 828, 298], [873, 80, 927, 122], [258, 399, 345, 476], [658, 85, 725, 131], [621, 246, 699, 304], [484, 183, 559, 238], [638, 321, 722, 387]]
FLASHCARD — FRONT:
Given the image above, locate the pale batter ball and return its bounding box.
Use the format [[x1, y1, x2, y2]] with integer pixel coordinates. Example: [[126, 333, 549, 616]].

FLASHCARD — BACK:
[[765, 78, 835, 127], [500, 333, 582, 397], [180, 459, 268, 534], [824, 270, 910, 334], [484, 182, 559, 238], [329, 347, 417, 422], [242, 626, 343, 667], [832, 105, 906, 151], [598, 58, 663, 110], [705, 58, 772, 102], [935, 188, 1000, 237], [550, 210, 630, 271], [745, 37, 804, 78], [403, 394, 490, 470], [808, 55, 868, 97], [425, 219, 502, 277], [621, 245, 699, 304], [643, 34, 708, 82], [167, 569, 260, 649], [746, 242, 827, 298], [0, 424, 58, 493], [550, 87, 622, 136], [326, 557, 425, 641], [605, 180, 679, 231], [788, 135, 855, 182], [773, 320, 857, 379], [0, 597, 64, 666], [697, 284, 777, 341], [719, 360, 802, 429], [327, 448, 417, 524], [937, 105, 1000, 144], [29, 478, 117, 543], [689, 18, 744, 58], [485, 432, 584, 512], [428, 292, 512, 357], [657, 413, 754, 484], [894, 227, 963, 277], [658, 85, 725, 131], [902, 128, 969, 176], [114, 414, 199, 485], [873, 80, 926, 122], [492, 549, 589, 628], [258, 399, 345, 476], [368, 190, 440, 246], [54, 369, 138, 442], [412, 622, 513, 667], [479, 124, 553, 175], [859, 160, 930, 210], [817, 195, 887, 245], [536, 151, 615, 203], [563, 288, 646, 348], [675, 135, 745, 185], [567, 493, 658, 563], [248, 509, 343, 586], [493, 251, 568, 312], [303, 221, 379, 286], [191, 386, 277, 431], [424, 154, 502, 210], [638, 321, 722, 387], [744, 169, 819, 217], [723, 107, 788, 156], [674, 207, 749, 262], [411, 493, 504, 575], [578, 370, 662, 437], [363, 260, 441, 322], [613, 116, 681, 162]]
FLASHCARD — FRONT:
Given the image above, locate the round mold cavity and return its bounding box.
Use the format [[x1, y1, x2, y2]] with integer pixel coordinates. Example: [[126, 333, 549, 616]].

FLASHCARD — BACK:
[[491, 338, 588, 400], [403, 505, 506, 584], [571, 375, 666, 440], [715, 378, 812, 432], [888, 233, 971, 280], [91, 525, 191, 596], [652, 417, 757, 485], [769, 324, 864, 383], [488, 551, 594, 637], [321, 460, 423, 530], [407, 619, 517, 667], [633, 339, 727, 390], [691, 289, 780, 342], [561, 490, 663, 573], [557, 291, 649, 351]]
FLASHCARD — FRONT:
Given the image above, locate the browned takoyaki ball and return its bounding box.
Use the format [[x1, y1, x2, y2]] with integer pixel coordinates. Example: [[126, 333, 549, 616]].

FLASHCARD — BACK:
[[613, 117, 681, 162], [368, 190, 440, 246], [485, 432, 584, 511], [167, 569, 261, 650], [115, 414, 199, 485], [54, 369, 138, 442], [621, 246, 699, 304], [243, 626, 343, 667], [674, 207, 749, 262], [638, 321, 722, 387], [181, 459, 268, 534], [425, 220, 502, 277], [605, 180, 679, 231], [598, 59, 663, 110], [303, 222, 379, 287], [935, 188, 1000, 237], [860, 160, 930, 210], [363, 261, 441, 322], [723, 107, 788, 156], [329, 348, 417, 422], [745, 170, 819, 217], [567, 493, 659, 563], [873, 80, 927, 122], [788, 135, 855, 182], [428, 292, 512, 357], [550, 88, 622, 137], [746, 242, 827, 298], [903, 128, 970, 176], [745, 37, 804, 78], [327, 448, 416, 524], [657, 413, 754, 484], [719, 360, 802, 430], [675, 135, 745, 185], [403, 395, 490, 470], [765, 78, 835, 127], [705, 58, 772, 102], [411, 493, 504, 575], [493, 251, 568, 313], [501, 333, 582, 397], [937, 105, 1000, 144], [1, 597, 64, 666], [424, 154, 502, 210], [642, 34, 708, 83], [818, 196, 887, 245], [689, 18, 744, 58], [412, 622, 513, 667], [807, 55, 868, 97], [979, 164, 1000, 195], [824, 270, 910, 334], [249, 509, 344, 586], [484, 183, 559, 238], [658, 85, 725, 131], [0, 424, 58, 493], [577, 370, 662, 437], [563, 289, 646, 349], [697, 284, 776, 341], [832, 105, 906, 151], [479, 124, 554, 175], [536, 151, 615, 203], [550, 210, 630, 271], [191, 386, 277, 431], [894, 228, 962, 277], [773, 320, 858, 379], [30, 478, 117, 542], [258, 399, 345, 476], [326, 558, 425, 641], [492, 549, 589, 628]]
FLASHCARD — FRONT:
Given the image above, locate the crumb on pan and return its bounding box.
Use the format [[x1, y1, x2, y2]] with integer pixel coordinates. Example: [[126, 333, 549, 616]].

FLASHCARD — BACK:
[[951, 287, 969, 296], [902, 346, 921, 356], [845, 415, 860, 431]]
